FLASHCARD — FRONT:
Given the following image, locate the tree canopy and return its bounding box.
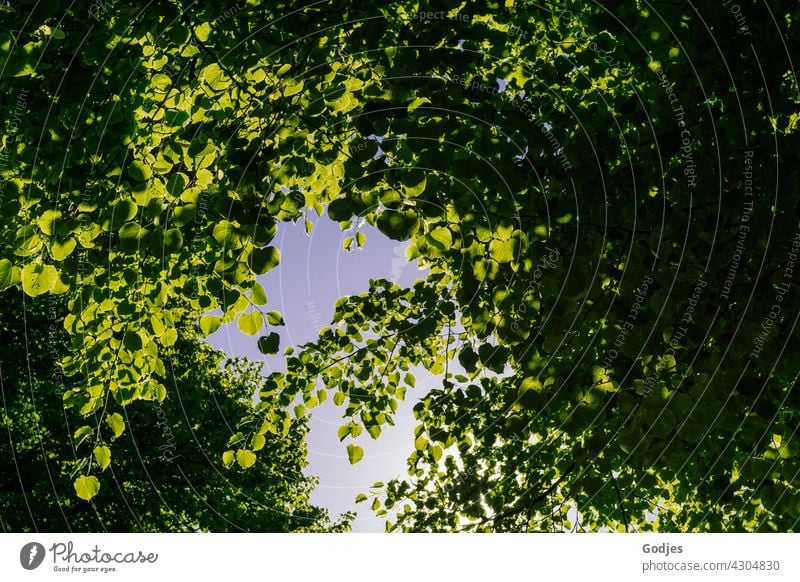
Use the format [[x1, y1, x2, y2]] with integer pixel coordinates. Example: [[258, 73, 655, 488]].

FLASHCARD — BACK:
[[2, 0, 800, 532], [0, 287, 349, 531]]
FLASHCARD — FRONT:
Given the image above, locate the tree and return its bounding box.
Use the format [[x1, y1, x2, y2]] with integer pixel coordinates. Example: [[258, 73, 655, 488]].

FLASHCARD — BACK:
[[238, 1, 800, 532], [2, 0, 800, 531], [0, 287, 349, 531]]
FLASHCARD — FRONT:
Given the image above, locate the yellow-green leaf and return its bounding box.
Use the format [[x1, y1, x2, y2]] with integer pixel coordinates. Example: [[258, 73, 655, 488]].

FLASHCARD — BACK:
[[93, 445, 111, 470], [408, 96, 431, 113], [199, 315, 221, 335], [236, 449, 257, 469], [251, 434, 266, 451], [0, 259, 16, 290], [161, 327, 178, 347], [74, 475, 100, 501], [427, 227, 452, 250], [127, 160, 152, 182], [195, 22, 212, 42], [347, 444, 364, 464], [251, 282, 267, 305], [237, 312, 263, 336], [284, 79, 304, 96], [222, 450, 235, 467], [106, 413, 125, 439], [21, 263, 58, 297]]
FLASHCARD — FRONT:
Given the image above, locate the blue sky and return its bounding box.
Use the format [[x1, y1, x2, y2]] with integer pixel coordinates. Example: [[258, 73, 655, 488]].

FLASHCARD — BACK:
[[206, 215, 428, 532]]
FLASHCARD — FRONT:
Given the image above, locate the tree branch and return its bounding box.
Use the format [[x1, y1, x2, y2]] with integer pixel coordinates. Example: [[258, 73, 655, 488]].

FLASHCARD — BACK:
[[611, 473, 630, 532]]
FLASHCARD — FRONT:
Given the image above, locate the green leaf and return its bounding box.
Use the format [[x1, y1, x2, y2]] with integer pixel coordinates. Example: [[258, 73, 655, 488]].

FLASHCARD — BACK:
[[337, 424, 350, 441], [0, 259, 15, 290], [151, 73, 172, 92], [195, 22, 212, 42], [73, 425, 93, 446], [284, 79, 304, 96], [249, 246, 281, 275], [408, 96, 431, 113], [458, 345, 479, 372], [166, 173, 189, 196], [222, 450, 235, 468], [123, 330, 142, 351], [93, 446, 111, 470], [518, 377, 544, 410], [37, 209, 62, 235], [427, 227, 453, 250], [199, 63, 231, 91], [347, 444, 365, 465], [489, 238, 517, 263], [236, 449, 257, 469], [251, 282, 267, 305], [162, 229, 183, 254], [327, 199, 353, 221], [251, 434, 266, 451], [257, 332, 280, 354], [118, 223, 148, 252], [172, 204, 196, 226], [106, 413, 125, 439], [108, 200, 138, 230], [199, 315, 221, 335], [188, 142, 217, 166], [50, 237, 76, 261], [473, 258, 498, 282], [195, 168, 214, 187], [478, 343, 510, 373], [519, 377, 543, 393], [74, 475, 100, 501], [430, 444, 442, 462], [376, 210, 418, 241], [401, 174, 427, 197], [127, 160, 152, 182], [21, 263, 57, 297], [266, 310, 284, 325], [150, 315, 166, 336], [213, 221, 242, 248], [237, 312, 263, 336], [252, 221, 278, 246], [161, 328, 178, 347]]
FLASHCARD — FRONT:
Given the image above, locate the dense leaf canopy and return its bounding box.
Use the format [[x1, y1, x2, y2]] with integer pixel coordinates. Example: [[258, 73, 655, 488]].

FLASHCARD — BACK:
[[2, 0, 800, 531], [0, 288, 348, 531]]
